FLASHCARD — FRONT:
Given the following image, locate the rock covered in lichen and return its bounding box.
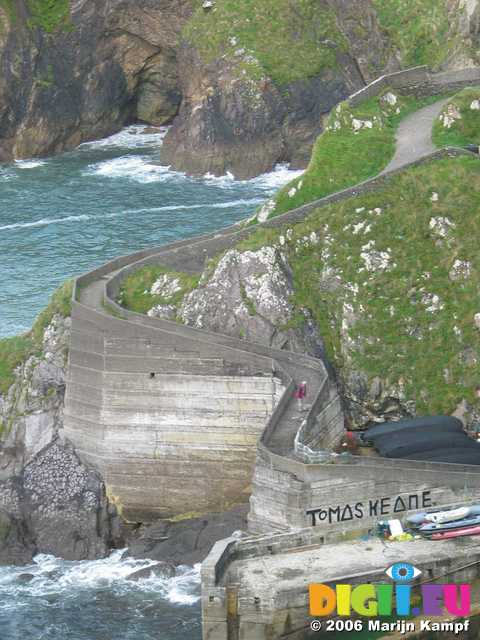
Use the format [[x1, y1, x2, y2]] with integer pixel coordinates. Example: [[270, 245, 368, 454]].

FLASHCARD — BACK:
[[179, 246, 324, 354], [180, 247, 293, 348], [0, 314, 70, 477], [0, 440, 114, 563]]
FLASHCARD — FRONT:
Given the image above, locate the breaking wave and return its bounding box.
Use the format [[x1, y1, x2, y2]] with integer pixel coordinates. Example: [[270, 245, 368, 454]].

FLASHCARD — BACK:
[[79, 125, 169, 150], [0, 551, 200, 606]]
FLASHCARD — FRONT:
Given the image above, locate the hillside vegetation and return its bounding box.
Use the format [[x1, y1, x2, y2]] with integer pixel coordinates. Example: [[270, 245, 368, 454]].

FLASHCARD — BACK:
[[258, 91, 446, 221], [371, 0, 453, 67], [0, 280, 72, 394], [433, 87, 480, 148], [239, 155, 480, 419], [183, 0, 347, 86]]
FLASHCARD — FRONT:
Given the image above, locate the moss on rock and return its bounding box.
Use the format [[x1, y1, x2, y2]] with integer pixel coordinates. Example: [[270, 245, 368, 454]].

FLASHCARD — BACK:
[[371, 0, 454, 68], [119, 265, 200, 316], [0, 280, 72, 395], [26, 0, 71, 33]]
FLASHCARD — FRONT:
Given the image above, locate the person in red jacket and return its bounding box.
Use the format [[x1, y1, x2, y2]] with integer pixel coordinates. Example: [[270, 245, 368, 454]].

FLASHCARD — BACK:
[[294, 381, 307, 411]]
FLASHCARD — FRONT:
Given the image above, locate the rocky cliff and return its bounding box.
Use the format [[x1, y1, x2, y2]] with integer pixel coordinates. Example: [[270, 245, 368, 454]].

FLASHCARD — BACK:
[[0, 0, 191, 162], [0, 302, 120, 563], [0, 0, 478, 174]]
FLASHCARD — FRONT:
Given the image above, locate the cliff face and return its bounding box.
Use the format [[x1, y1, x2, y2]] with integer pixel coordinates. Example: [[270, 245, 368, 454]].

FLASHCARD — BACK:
[[0, 0, 191, 161], [0, 313, 118, 563], [1, 0, 478, 173]]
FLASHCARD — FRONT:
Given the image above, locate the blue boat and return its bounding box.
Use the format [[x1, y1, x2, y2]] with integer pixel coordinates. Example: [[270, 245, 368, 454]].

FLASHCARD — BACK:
[[420, 513, 480, 534], [407, 504, 480, 527]]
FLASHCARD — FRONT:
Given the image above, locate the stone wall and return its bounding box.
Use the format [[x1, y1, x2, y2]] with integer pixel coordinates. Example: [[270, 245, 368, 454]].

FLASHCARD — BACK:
[[64, 303, 284, 522], [348, 66, 480, 106]]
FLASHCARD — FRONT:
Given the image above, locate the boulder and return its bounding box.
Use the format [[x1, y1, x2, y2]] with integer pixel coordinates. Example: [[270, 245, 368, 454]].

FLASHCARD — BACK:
[[127, 562, 175, 582]]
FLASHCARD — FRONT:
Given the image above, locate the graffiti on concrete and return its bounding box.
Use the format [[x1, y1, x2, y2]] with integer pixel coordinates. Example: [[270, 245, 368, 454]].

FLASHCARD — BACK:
[[307, 491, 432, 526]]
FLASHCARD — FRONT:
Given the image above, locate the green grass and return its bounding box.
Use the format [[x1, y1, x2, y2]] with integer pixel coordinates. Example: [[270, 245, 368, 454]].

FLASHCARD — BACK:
[[432, 87, 480, 148], [26, 0, 70, 32], [1, 0, 71, 31], [0, 0, 16, 23], [266, 92, 446, 219], [237, 155, 480, 417], [371, 0, 453, 68], [0, 280, 73, 395], [119, 266, 200, 315], [183, 0, 347, 86]]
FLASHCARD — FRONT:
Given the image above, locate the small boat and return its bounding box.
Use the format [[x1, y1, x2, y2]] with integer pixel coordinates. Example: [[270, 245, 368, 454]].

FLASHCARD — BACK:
[[407, 504, 480, 526], [402, 447, 480, 465], [420, 513, 480, 533], [425, 507, 470, 524], [430, 524, 480, 540], [361, 416, 463, 445]]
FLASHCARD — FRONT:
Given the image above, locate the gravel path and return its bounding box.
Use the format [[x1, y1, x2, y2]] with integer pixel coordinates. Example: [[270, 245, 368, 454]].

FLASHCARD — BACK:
[[384, 98, 449, 172]]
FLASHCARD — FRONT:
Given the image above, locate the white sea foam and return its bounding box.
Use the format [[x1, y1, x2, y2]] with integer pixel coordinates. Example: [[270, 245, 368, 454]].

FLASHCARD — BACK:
[[80, 125, 169, 150], [0, 551, 200, 605], [87, 154, 303, 191], [126, 197, 265, 215], [85, 155, 182, 183], [15, 159, 48, 169], [0, 214, 92, 232], [251, 163, 304, 190], [199, 163, 304, 193]]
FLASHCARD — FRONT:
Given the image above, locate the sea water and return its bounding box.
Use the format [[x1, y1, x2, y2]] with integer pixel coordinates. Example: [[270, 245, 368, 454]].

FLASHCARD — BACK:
[[0, 551, 202, 640], [0, 125, 302, 337], [0, 127, 302, 636]]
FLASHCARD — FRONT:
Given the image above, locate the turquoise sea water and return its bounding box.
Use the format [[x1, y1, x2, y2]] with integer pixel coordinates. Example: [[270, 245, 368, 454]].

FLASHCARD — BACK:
[[0, 126, 301, 338]]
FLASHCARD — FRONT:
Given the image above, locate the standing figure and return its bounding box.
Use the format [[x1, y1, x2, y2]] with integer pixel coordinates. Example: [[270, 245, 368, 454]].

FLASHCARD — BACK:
[[295, 381, 307, 411]]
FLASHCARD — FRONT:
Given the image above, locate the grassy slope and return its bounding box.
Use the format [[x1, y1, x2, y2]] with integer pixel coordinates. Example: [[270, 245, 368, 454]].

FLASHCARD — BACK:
[[119, 266, 200, 316], [432, 87, 480, 148], [371, 0, 453, 68], [267, 92, 446, 219], [237, 156, 480, 416], [183, 0, 346, 86], [0, 0, 70, 31], [0, 280, 72, 394]]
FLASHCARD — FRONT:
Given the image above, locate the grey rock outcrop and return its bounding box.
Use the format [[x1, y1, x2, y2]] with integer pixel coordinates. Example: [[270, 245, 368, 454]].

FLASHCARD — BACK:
[[179, 246, 324, 355], [126, 561, 176, 581], [0, 439, 114, 562], [127, 504, 248, 566], [0, 314, 70, 479], [0, 314, 119, 564]]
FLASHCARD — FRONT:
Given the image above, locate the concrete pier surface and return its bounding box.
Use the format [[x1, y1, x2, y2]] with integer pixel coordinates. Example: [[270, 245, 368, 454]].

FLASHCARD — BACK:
[[203, 536, 480, 640]]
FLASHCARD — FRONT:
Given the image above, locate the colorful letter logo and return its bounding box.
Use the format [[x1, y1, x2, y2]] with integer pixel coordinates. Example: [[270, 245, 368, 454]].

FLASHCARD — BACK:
[[309, 563, 471, 618]]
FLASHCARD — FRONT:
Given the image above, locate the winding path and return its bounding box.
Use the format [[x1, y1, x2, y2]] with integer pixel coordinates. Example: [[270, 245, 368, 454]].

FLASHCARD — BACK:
[[67, 80, 476, 483], [385, 98, 449, 171]]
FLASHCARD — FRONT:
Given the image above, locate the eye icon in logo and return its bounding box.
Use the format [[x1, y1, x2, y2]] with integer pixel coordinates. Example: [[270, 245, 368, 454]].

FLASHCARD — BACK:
[[386, 562, 422, 582]]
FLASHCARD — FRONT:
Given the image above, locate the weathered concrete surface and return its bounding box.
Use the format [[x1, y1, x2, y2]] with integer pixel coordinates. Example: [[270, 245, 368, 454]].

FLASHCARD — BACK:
[[64, 324, 284, 522], [202, 536, 480, 640]]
